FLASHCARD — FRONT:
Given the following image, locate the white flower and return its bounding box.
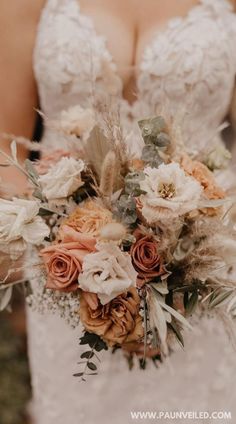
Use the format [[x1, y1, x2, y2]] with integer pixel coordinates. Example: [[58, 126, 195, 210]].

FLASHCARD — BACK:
[[79, 242, 137, 305], [140, 163, 202, 224], [0, 198, 49, 259], [58, 105, 95, 138], [39, 157, 85, 200], [215, 236, 236, 266]]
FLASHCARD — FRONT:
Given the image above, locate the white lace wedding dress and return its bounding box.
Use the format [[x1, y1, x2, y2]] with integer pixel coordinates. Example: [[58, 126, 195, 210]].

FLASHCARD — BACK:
[[27, 1, 236, 423]]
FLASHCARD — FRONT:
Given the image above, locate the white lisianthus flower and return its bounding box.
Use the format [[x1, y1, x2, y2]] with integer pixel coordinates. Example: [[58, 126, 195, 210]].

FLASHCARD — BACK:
[[59, 105, 95, 138], [0, 198, 50, 259], [79, 242, 137, 305], [140, 163, 202, 224], [39, 157, 85, 200]]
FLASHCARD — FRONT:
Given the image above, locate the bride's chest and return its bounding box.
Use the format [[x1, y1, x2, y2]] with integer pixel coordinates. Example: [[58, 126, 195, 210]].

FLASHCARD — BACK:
[[34, 0, 236, 118]]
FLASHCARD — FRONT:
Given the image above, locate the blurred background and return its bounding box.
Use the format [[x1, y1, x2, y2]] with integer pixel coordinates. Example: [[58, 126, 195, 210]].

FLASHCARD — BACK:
[[0, 292, 31, 424]]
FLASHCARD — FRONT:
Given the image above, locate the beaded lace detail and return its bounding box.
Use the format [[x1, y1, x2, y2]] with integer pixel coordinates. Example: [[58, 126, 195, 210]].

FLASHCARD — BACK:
[[28, 1, 236, 423]]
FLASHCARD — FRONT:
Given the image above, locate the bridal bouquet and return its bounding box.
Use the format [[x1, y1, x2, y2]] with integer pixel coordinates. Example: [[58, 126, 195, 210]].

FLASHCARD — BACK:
[[1, 105, 236, 379]]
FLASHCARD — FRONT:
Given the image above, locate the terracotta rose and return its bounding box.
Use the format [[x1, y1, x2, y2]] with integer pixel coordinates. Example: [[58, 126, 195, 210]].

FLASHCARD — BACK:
[[79, 288, 144, 346], [40, 225, 96, 292], [130, 230, 165, 286]]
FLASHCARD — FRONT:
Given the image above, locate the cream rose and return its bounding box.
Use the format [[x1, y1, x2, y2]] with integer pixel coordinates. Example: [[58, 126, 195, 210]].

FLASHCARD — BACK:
[[39, 157, 85, 200], [139, 163, 202, 224], [78, 242, 137, 305], [0, 198, 49, 258]]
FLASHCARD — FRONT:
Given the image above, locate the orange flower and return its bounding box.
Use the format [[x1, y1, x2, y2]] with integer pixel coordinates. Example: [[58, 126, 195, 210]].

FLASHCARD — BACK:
[[63, 200, 113, 237], [128, 159, 145, 171], [79, 288, 143, 346], [180, 154, 225, 200]]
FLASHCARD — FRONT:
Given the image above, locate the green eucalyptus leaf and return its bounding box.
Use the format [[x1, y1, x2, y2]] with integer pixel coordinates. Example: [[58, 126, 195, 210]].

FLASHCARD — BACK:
[[73, 372, 84, 377], [38, 207, 54, 216], [81, 351, 94, 359], [33, 189, 44, 201], [10, 141, 18, 162], [154, 132, 171, 148], [185, 291, 198, 316], [138, 116, 167, 145], [87, 362, 97, 371], [95, 338, 108, 352], [141, 144, 163, 168], [0, 286, 13, 311], [24, 159, 40, 183]]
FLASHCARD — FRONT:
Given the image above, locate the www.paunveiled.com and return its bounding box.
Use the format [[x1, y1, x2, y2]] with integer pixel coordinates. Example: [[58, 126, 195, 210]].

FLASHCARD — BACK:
[[130, 411, 232, 420]]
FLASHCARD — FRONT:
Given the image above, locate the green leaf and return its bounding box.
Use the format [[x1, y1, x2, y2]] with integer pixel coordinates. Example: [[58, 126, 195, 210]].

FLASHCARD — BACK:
[[87, 362, 97, 371], [185, 291, 198, 316], [150, 281, 169, 295], [0, 286, 13, 311], [227, 294, 236, 313], [209, 290, 234, 309], [95, 338, 108, 352], [10, 140, 18, 162], [73, 372, 84, 377], [79, 332, 98, 346], [24, 159, 40, 183], [141, 144, 163, 168], [81, 351, 94, 359], [138, 116, 167, 145], [157, 295, 193, 331], [33, 189, 44, 201], [169, 322, 184, 348], [38, 207, 54, 216]]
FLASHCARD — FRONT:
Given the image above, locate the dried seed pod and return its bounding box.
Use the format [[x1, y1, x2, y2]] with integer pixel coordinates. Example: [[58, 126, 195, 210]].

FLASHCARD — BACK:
[[99, 223, 127, 242], [99, 150, 116, 198]]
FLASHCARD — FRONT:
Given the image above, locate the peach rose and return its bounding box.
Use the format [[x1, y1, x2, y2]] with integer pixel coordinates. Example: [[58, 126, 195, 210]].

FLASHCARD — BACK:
[[180, 154, 225, 200], [130, 230, 165, 286], [79, 288, 143, 346], [63, 200, 113, 237], [40, 226, 96, 292]]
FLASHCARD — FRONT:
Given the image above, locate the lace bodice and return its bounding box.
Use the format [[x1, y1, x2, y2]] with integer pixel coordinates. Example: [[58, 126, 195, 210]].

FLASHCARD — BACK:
[[34, 0, 236, 152], [27, 1, 236, 423]]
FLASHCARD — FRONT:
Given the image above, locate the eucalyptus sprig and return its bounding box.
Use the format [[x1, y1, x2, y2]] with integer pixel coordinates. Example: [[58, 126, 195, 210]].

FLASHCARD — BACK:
[[0, 141, 39, 188], [74, 332, 108, 381]]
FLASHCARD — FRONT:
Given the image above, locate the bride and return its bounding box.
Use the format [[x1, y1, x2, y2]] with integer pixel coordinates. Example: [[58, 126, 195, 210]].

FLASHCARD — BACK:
[[1, 0, 236, 423]]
